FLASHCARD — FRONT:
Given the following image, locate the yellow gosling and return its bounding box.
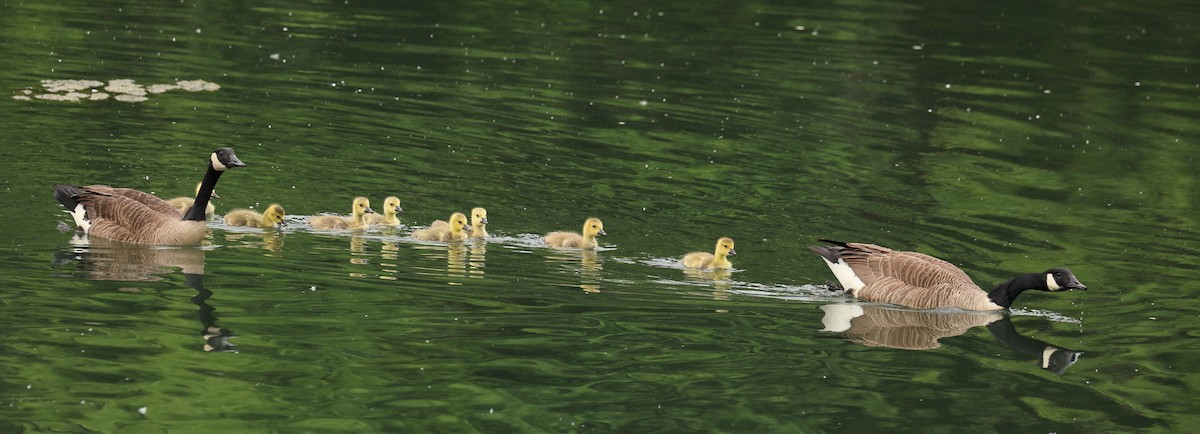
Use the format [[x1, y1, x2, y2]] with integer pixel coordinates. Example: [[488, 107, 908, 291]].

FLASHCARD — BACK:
[[166, 182, 218, 217], [413, 212, 472, 242], [364, 196, 403, 226], [682, 237, 736, 269], [224, 204, 286, 228], [309, 197, 374, 230], [433, 207, 488, 238], [544, 217, 606, 249]]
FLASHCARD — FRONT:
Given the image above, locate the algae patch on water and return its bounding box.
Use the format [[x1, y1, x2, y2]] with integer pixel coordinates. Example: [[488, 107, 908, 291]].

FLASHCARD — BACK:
[[13, 79, 220, 102]]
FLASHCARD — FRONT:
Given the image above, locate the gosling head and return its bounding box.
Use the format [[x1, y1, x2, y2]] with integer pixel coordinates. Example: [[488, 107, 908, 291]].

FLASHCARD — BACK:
[[210, 147, 246, 171], [471, 207, 488, 226], [1042, 268, 1086, 292], [449, 212, 471, 233], [352, 197, 375, 216], [264, 204, 286, 227], [583, 217, 606, 237], [383, 196, 403, 214], [716, 237, 736, 256]]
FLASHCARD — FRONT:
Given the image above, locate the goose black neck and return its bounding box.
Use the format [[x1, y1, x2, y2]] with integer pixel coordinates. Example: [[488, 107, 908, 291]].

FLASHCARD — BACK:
[[986, 317, 1048, 356], [183, 165, 223, 221], [987, 273, 1044, 308]]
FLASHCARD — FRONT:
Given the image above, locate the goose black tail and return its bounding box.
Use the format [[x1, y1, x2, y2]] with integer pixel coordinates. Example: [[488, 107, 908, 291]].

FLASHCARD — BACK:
[[808, 243, 843, 264], [54, 184, 82, 211]]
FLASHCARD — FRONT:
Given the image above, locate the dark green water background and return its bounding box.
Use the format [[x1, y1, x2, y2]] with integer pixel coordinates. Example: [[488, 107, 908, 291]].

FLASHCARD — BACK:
[[2, 0, 1197, 432]]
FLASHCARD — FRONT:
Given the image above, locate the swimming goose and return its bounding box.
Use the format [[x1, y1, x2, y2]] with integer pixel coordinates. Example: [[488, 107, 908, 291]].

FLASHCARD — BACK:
[[432, 207, 488, 238], [545, 217, 606, 249], [682, 237, 736, 269], [412, 212, 472, 242], [224, 204, 286, 228], [166, 182, 218, 218], [309, 197, 375, 230], [363, 196, 403, 226], [53, 147, 246, 244], [809, 240, 1086, 311]]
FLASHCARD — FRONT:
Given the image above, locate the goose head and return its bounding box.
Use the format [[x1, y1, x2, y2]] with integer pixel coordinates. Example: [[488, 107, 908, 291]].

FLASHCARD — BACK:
[[583, 217, 606, 238], [210, 147, 246, 171], [352, 197, 375, 217], [471, 207, 488, 226], [449, 212, 471, 234], [382, 196, 403, 216], [263, 204, 286, 227], [1043, 268, 1086, 292], [715, 237, 736, 257]]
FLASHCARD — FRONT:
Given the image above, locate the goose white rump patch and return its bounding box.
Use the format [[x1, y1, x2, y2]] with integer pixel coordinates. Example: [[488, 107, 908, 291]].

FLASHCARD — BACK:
[[820, 257, 866, 295], [71, 204, 91, 233]]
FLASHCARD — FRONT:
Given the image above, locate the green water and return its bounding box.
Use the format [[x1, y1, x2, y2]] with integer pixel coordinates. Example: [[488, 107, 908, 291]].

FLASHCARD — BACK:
[[2, 0, 1198, 432]]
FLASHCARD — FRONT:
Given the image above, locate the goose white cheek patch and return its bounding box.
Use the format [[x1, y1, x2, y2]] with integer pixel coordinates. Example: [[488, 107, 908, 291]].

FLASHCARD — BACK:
[[1046, 274, 1061, 291], [210, 153, 227, 171]]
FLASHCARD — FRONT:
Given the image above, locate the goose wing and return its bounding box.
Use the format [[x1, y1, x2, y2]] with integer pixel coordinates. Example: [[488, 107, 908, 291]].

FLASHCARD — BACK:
[[840, 242, 978, 290], [77, 188, 182, 241], [85, 185, 182, 217]]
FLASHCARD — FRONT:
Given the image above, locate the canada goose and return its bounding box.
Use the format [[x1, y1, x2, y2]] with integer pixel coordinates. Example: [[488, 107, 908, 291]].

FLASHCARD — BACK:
[[412, 212, 472, 242], [166, 182, 218, 217], [309, 197, 375, 230], [224, 204, 286, 228], [682, 237, 736, 269], [432, 207, 488, 238], [545, 217, 606, 249], [53, 147, 246, 244], [363, 196, 403, 226], [809, 240, 1087, 311]]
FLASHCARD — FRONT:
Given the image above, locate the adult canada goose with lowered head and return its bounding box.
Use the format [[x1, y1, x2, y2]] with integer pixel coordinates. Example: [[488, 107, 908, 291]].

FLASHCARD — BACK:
[[54, 147, 246, 244], [809, 240, 1086, 311]]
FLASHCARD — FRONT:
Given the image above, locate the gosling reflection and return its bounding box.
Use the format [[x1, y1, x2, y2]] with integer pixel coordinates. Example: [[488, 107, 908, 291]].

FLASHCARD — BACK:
[[222, 229, 284, 252], [820, 303, 1084, 374], [682, 267, 733, 301], [56, 235, 236, 352], [467, 239, 486, 278], [579, 249, 602, 293]]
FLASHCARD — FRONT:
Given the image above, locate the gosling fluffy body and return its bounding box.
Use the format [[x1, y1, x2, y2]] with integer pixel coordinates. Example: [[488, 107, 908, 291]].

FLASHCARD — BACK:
[[363, 196, 403, 226], [166, 182, 218, 218], [545, 217, 606, 249], [682, 237, 736, 269], [309, 197, 375, 230], [224, 204, 286, 228], [809, 240, 1087, 311], [413, 212, 472, 242], [432, 207, 488, 238], [53, 147, 246, 245]]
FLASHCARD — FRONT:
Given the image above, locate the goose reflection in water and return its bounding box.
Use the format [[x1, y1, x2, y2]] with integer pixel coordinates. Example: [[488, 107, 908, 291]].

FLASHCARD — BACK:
[[820, 303, 1083, 375], [55, 234, 237, 352]]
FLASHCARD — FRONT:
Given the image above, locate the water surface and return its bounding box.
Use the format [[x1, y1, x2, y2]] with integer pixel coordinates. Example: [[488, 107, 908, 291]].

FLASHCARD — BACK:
[[2, 0, 1198, 432]]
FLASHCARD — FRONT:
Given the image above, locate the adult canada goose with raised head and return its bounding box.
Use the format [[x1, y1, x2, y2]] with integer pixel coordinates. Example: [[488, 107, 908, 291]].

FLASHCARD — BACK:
[[809, 240, 1086, 311], [54, 147, 246, 245]]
